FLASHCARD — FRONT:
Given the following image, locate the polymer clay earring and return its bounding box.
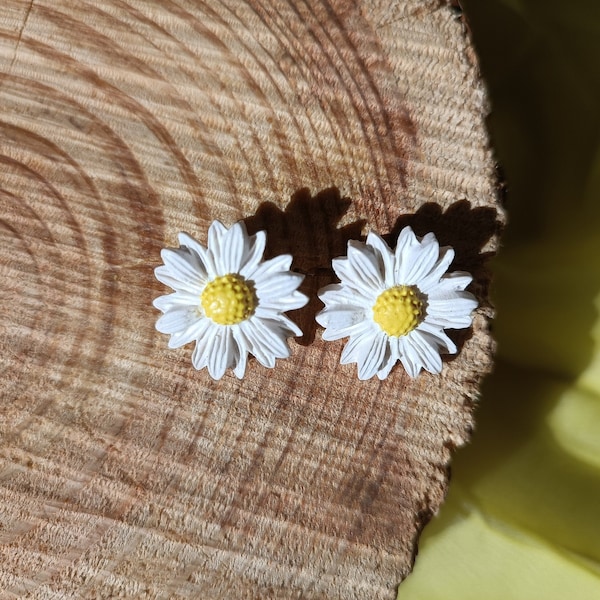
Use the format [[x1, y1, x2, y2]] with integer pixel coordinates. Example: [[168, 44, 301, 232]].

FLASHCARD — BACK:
[[315, 226, 477, 380], [153, 220, 308, 380]]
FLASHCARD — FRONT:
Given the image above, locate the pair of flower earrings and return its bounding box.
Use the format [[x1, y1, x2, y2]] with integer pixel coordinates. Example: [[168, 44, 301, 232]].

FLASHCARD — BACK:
[[153, 220, 477, 381]]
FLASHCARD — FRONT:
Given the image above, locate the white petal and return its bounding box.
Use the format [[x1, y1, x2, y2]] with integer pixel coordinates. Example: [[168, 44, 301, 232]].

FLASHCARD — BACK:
[[207, 220, 228, 255], [239, 230, 267, 277], [340, 321, 378, 364], [232, 331, 248, 379], [393, 232, 438, 287], [426, 293, 477, 328], [154, 264, 202, 295], [333, 243, 384, 292], [239, 320, 276, 368], [279, 315, 303, 338], [428, 291, 477, 309], [254, 307, 302, 337], [376, 349, 397, 380], [331, 258, 380, 302], [316, 304, 367, 341], [421, 232, 437, 245], [161, 246, 206, 280], [233, 356, 247, 379], [366, 232, 395, 287], [154, 266, 181, 291], [171, 316, 211, 350], [207, 327, 235, 380], [178, 231, 202, 252], [321, 318, 369, 342], [153, 290, 199, 312], [395, 226, 418, 251], [318, 283, 370, 308], [230, 333, 242, 374], [397, 336, 421, 378], [428, 271, 474, 294], [408, 330, 443, 374], [377, 338, 398, 381], [153, 294, 171, 312], [417, 247, 456, 292], [417, 321, 458, 354], [347, 241, 385, 288], [424, 312, 472, 330], [393, 226, 420, 282], [252, 319, 292, 359], [216, 221, 248, 274], [256, 272, 304, 301], [425, 314, 472, 329], [231, 321, 252, 368], [400, 236, 440, 285], [154, 270, 189, 295], [315, 306, 365, 331], [258, 290, 308, 312], [191, 345, 208, 370], [156, 307, 198, 334], [178, 232, 218, 279], [356, 330, 388, 380], [252, 254, 293, 283]]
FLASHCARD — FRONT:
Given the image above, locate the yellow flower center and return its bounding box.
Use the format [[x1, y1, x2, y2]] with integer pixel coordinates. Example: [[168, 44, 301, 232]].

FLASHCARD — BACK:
[[201, 273, 257, 326], [372, 285, 424, 337]]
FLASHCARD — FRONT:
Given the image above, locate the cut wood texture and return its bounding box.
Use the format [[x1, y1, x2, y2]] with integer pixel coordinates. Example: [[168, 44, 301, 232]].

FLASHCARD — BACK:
[[0, 1, 503, 598]]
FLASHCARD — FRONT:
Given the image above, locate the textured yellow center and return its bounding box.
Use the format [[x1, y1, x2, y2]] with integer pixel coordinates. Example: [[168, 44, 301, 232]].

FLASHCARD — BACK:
[[372, 285, 424, 337], [201, 273, 257, 325]]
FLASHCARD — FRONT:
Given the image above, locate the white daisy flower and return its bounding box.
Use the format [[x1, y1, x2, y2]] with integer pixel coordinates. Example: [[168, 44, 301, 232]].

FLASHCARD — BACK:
[[153, 220, 308, 380], [315, 226, 478, 380]]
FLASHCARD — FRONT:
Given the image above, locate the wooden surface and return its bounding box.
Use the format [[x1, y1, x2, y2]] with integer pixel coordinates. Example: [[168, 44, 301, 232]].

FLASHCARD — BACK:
[[0, 1, 502, 598]]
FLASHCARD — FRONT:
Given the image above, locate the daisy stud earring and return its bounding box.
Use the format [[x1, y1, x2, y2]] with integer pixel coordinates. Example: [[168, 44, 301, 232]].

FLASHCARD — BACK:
[[315, 226, 478, 380], [153, 220, 308, 380]]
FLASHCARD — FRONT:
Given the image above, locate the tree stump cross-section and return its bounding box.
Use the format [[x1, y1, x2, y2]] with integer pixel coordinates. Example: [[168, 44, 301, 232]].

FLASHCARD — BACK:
[[0, 1, 502, 598]]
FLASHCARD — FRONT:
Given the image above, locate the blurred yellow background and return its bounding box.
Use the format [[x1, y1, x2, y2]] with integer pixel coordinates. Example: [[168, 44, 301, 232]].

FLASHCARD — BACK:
[[399, 0, 600, 597]]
